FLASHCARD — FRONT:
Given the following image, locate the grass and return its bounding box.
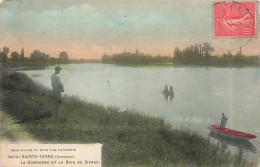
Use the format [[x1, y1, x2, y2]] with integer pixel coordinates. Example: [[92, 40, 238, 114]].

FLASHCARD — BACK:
[[0, 72, 256, 167]]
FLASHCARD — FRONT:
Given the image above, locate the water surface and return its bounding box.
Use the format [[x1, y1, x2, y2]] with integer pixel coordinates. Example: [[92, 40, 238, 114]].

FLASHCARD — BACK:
[[24, 64, 260, 162]]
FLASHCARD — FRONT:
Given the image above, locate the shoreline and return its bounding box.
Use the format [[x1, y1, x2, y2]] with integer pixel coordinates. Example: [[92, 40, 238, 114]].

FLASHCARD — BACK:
[[100, 62, 260, 68]]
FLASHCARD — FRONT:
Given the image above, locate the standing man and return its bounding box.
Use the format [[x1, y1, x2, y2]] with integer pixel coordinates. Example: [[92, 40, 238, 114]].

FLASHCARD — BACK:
[[220, 113, 228, 129], [51, 66, 64, 116]]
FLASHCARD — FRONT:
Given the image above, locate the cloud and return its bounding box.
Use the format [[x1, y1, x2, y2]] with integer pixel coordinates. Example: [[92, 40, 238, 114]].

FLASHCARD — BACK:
[[0, 0, 5, 6], [41, 3, 97, 17]]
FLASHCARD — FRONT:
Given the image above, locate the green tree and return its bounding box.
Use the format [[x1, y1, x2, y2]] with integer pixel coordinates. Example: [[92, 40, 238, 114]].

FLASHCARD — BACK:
[[0, 52, 7, 62], [3, 46, 9, 54], [202, 42, 214, 56], [59, 51, 69, 63], [173, 47, 183, 64], [11, 51, 20, 62], [50, 57, 57, 65], [202, 42, 214, 63], [223, 51, 232, 64], [102, 54, 110, 63], [30, 50, 50, 65], [20, 48, 25, 60], [234, 51, 244, 64]]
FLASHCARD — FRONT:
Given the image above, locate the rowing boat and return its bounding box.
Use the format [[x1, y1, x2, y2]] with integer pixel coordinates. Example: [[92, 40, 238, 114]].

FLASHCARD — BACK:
[[208, 125, 256, 140]]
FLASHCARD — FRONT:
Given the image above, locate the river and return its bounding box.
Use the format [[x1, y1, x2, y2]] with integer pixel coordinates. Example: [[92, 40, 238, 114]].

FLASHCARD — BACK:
[[24, 63, 260, 163]]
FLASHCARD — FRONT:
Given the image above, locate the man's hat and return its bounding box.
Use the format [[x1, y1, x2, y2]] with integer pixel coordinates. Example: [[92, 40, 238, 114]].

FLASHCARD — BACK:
[[55, 66, 61, 71]]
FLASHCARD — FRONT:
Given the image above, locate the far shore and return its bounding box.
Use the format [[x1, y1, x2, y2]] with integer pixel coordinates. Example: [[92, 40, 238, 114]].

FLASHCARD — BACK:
[[99, 62, 260, 68]]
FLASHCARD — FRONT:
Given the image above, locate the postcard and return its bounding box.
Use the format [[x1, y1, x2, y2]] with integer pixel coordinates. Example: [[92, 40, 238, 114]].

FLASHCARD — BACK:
[[0, 0, 259, 166]]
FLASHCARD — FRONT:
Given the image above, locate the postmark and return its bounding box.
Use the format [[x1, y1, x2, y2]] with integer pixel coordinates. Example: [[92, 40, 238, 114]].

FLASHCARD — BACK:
[[213, 1, 256, 37]]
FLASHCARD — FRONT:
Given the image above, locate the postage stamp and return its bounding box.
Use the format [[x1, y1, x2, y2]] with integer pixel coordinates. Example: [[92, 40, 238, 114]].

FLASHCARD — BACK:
[[213, 1, 256, 37]]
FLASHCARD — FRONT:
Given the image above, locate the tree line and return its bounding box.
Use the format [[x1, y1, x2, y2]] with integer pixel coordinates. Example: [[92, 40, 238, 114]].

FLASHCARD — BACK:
[[102, 43, 259, 66], [0, 46, 69, 67], [173, 42, 259, 66], [102, 49, 172, 65]]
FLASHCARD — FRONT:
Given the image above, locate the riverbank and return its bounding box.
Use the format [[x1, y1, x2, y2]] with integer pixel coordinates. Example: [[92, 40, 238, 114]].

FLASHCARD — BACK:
[[0, 72, 256, 167]]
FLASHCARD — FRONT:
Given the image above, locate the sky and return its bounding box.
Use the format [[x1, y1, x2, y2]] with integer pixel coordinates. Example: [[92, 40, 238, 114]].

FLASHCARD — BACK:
[[0, 0, 259, 59]]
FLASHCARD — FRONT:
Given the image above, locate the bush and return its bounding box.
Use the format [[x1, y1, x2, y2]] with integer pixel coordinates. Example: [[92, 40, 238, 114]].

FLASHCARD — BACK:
[[1, 72, 38, 93], [1, 90, 53, 122]]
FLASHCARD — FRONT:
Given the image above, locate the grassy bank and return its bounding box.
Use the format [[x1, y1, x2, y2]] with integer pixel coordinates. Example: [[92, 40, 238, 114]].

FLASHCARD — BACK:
[[0, 72, 256, 167]]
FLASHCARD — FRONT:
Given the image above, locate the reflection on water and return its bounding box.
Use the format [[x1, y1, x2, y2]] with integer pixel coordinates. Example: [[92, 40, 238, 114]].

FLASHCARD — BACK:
[[162, 85, 174, 102], [209, 131, 256, 152], [163, 91, 174, 102], [209, 131, 257, 162]]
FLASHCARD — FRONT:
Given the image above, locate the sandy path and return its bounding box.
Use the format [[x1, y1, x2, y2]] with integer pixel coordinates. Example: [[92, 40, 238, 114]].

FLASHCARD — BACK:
[[0, 110, 34, 142]]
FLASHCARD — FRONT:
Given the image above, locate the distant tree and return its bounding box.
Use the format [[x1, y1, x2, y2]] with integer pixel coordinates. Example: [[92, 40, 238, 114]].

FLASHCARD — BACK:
[[0, 52, 7, 62], [102, 54, 110, 63], [174, 47, 180, 55], [59, 51, 69, 63], [222, 51, 232, 64], [11, 51, 20, 62], [202, 42, 214, 56], [50, 57, 57, 65], [183, 47, 193, 64], [247, 56, 259, 65], [3, 46, 9, 54], [173, 47, 183, 64], [234, 51, 244, 63], [202, 42, 214, 63], [20, 48, 25, 60], [227, 51, 232, 56], [194, 43, 199, 54], [193, 44, 203, 64], [30, 50, 49, 65]]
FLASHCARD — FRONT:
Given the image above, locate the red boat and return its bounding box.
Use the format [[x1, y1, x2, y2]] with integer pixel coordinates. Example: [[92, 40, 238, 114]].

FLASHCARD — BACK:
[[208, 125, 257, 140]]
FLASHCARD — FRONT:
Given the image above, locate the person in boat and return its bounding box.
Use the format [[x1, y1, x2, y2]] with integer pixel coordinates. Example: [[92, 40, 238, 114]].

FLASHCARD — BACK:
[[164, 85, 168, 93], [169, 85, 174, 100], [169, 85, 174, 94], [107, 80, 110, 87], [220, 113, 228, 129], [163, 85, 169, 101], [51, 66, 64, 116]]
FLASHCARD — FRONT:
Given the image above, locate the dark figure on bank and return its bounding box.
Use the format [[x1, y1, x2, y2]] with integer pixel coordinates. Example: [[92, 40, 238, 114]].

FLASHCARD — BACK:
[[51, 66, 64, 116], [220, 113, 228, 129]]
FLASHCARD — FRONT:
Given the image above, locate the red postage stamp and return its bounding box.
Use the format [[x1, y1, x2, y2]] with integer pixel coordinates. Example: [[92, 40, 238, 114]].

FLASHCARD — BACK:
[[213, 1, 256, 37]]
